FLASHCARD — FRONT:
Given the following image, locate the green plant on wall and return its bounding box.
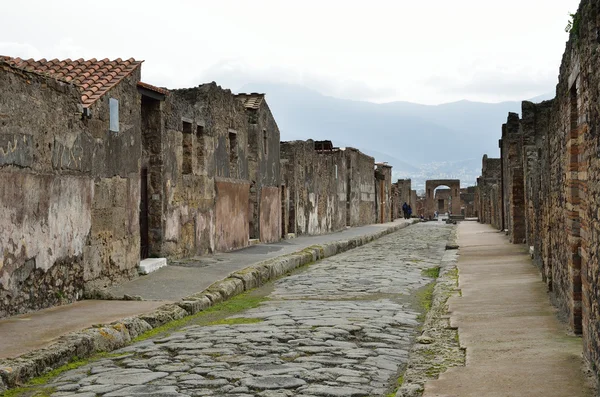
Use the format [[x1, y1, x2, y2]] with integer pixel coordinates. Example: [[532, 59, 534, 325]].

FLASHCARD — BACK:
[[565, 12, 581, 40]]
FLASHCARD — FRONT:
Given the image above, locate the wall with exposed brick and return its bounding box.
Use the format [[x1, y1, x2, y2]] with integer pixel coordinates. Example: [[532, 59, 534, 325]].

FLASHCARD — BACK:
[[476, 155, 502, 229]]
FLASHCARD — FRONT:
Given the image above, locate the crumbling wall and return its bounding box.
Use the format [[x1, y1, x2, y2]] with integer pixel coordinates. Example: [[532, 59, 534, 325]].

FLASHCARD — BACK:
[[375, 164, 393, 223], [280, 140, 348, 236], [344, 147, 376, 226], [477, 0, 600, 380], [259, 186, 281, 243], [215, 178, 250, 251], [460, 187, 476, 217], [157, 83, 250, 257], [477, 155, 502, 229], [241, 97, 281, 242], [0, 63, 141, 317]]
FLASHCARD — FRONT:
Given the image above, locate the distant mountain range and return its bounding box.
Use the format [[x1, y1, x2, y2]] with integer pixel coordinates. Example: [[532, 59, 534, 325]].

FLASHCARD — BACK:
[[237, 82, 554, 191]]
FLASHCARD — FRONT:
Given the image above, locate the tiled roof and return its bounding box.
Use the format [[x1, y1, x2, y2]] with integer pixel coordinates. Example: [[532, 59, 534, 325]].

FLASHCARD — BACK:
[[0, 56, 142, 107], [137, 81, 169, 95], [236, 93, 265, 110]]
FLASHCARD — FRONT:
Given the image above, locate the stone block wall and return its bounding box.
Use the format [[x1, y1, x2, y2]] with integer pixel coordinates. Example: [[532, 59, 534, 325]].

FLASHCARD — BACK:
[[375, 164, 393, 223], [238, 95, 281, 242], [460, 187, 476, 217], [395, 179, 412, 217], [476, 155, 502, 229], [344, 148, 376, 226], [280, 140, 348, 236], [149, 83, 252, 257], [0, 63, 142, 317]]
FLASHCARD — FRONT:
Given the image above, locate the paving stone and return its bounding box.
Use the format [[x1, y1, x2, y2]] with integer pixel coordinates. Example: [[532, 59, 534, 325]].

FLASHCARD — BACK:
[[32, 224, 452, 397], [242, 375, 307, 390]]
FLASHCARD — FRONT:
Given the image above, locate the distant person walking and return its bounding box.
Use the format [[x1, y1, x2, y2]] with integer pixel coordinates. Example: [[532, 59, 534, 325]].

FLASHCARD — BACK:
[[402, 202, 409, 219], [407, 205, 412, 219]]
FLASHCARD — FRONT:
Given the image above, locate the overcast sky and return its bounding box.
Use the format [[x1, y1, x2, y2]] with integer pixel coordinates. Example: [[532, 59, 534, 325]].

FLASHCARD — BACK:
[[0, 0, 579, 105]]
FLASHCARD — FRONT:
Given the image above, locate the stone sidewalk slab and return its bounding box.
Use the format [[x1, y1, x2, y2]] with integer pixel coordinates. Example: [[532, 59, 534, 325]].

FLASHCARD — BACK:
[[422, 222, 594, 397], [0, 219, 414, 390]]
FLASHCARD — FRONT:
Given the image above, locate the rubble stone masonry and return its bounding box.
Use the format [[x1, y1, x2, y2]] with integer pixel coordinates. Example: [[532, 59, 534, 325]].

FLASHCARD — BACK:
[[0, 63, 142, 317]]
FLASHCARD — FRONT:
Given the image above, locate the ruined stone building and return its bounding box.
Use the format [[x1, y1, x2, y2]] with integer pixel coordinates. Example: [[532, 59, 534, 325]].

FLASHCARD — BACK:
[[394, 179, 416, 217], [375, 163, 393, 223], [460, 187, 476, 218], [280, 141, 391, 236], [0, 55, 401, 319], [140, 82, 258, 259], [476, 0, 600, 381], [475, 155, 502, 229], [236, 93, 281, 243], [434, 188, 451, 213], [0, 57, 145, 317]]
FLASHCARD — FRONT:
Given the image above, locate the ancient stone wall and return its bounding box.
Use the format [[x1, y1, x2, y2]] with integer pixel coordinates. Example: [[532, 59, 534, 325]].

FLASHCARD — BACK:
[[280, 140, 348, 236], [239, 96, 281, 242], [395, 179, 412, 217], [0, 63, 141, 317], [375, 164, 393, 223], [477, 155, 502, 229], [478, 0, 600, 380], [460, 187, 476, 217], [344, 147, 376, 226], [151, 83, 251, 257]]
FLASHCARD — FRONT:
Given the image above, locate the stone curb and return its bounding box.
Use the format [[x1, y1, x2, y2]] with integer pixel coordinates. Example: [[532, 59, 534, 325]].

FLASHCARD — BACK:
[[396, 225, 464, 397], [0, 220, 418, 390]]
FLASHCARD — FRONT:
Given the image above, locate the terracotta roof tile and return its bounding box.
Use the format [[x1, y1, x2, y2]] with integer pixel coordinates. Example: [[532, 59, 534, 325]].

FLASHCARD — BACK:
[[137, 81, 169, 96], [0, 56, 142, 107], [236, 93, 265, 110]]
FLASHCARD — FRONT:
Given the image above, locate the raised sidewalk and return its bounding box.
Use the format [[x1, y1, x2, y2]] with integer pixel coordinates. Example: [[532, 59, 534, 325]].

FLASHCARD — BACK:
[[423, 222, 594, 397], [0, 219, 414, 390]]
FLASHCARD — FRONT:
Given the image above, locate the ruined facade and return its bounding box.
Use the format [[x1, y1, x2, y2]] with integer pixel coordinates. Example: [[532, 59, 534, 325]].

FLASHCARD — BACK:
[[344, 147, 377, 227], [280, 141, 384, 236], [280, 140, 347, 236], [476, 0, 600, 381], [460, 187, 476, 217], [141, 82, 255, 259], [394, 179, 414, 217], [475, 155, 502, 229], [375, 163, 393, 223], [434, 189, 451, 213], [236, 94, 281, 243], [0, 57, 143, 317]]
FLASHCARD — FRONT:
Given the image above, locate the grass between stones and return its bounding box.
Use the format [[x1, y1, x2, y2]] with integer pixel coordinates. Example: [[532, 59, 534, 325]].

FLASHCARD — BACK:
[[0, 353, 127, 397], [133, 291, 269, 342], [385, 374, 404, 397]]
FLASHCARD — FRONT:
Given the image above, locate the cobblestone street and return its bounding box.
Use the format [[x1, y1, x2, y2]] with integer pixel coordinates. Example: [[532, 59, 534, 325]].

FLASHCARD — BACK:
[[42, 223, 453, 397]]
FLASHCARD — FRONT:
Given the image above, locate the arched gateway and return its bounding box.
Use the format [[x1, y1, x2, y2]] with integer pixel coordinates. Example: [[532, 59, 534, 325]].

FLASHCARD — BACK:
[[425, 179, 460, 218]]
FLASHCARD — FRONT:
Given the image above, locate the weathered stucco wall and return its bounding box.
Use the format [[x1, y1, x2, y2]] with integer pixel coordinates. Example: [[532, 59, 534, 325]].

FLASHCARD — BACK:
[[259, 186, 281, 243], [150, 83, 251, 257], [0, 62, 141, 317], [375, 164, 393, 223], [344, 147, 376, 226], [215, 178, 250, 252], [240, 96, 281, 242], [280, 140, 348, 236]]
